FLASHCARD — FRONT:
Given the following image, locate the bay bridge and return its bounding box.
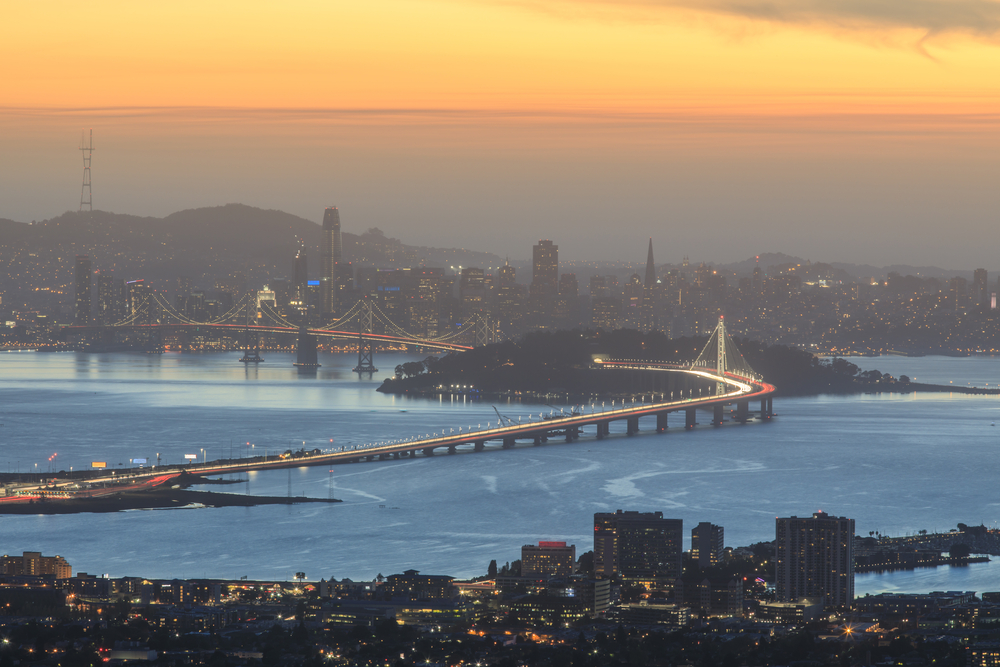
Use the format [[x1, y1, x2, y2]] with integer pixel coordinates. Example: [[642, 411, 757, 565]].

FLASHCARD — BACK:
[[62, 291, 480, 372], [38, 316, 776, 497]]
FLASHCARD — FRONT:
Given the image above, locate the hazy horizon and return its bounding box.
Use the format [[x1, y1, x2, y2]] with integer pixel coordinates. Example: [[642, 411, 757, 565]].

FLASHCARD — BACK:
[[4, 2, 1000, 267]]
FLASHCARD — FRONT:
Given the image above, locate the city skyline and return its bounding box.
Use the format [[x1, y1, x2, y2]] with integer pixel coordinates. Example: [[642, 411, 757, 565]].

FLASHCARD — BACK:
[[3, 3, 1000, 266]]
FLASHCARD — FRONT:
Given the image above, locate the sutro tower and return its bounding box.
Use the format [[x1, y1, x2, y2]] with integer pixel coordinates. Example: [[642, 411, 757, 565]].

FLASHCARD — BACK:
[[79, 129, 94, 212]]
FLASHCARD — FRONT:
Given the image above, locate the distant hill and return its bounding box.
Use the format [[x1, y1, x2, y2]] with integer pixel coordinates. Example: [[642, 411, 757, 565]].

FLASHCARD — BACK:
[[0, 204, 502, 300]]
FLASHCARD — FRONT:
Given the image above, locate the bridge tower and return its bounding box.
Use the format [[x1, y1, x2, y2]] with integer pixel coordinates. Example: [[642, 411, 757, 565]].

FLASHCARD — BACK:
[[716, 315, 727, 396], [240, 296, 264, 363], [294, 325, 320, 368], [353, 297, 378, 374], [474, 311, 494, 347]]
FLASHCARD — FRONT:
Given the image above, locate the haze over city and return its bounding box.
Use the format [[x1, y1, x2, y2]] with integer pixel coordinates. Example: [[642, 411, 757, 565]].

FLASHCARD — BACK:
[[4, 1, 1000, 266]]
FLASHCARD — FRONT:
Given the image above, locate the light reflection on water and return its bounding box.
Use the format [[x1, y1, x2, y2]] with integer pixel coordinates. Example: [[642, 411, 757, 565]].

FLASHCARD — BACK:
[[2, 350, 1000, 593]]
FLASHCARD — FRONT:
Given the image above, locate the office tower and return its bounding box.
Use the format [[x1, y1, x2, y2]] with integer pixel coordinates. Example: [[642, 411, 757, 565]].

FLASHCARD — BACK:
[[521, 541, 576, 578], [321, 207, 342, 314], [74, 255, 92, 325], [498, 259, 516, 286], [644, 239, 656, 288], [125, 279, 150, 321], [531, 239, 558, 297], [594, 510, 683, 586], [96, 272, 123, 325], [751, 257, 763, 296], [460, 267, 486, 313], [641, 239, 658, 332], [691, 522, 724, 569], [623, 274, 643, 329], [974, 268, 988, 308], [495, 260, 524, 335], [775, 511, 854, 608], [293, 241, 308, 305]]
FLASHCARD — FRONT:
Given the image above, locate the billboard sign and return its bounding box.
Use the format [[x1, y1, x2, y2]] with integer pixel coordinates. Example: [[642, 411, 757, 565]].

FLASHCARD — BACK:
[[91, 462, 107, 469]]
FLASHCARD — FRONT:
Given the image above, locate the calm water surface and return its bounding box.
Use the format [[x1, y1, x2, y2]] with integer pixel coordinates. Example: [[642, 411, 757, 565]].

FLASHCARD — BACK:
[[2, 350, 1000, 594]]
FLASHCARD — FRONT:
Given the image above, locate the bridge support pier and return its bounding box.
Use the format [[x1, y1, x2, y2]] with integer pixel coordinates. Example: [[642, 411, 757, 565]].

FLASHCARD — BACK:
[[502, 438, 515, 449], [423, 448, 434, 457], [447, 446, 457, 455], [596, 422, 610, 439], [627, 417, 639, 436], [736, 401, 749, 423], [685, 408, 697, 429], [565, 427, 578, 442], [656, 412, 668, 433], [533, 435, 542, 446], [474, 441, 485, 452], [713, 405, 724, 426], [393, 452, 400, 459], [761, 397, 773, 419]]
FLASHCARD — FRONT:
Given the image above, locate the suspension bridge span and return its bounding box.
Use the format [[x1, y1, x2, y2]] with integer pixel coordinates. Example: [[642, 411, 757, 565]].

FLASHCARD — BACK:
[[40, 317, 777, 495], [61, 292, 482, 365]]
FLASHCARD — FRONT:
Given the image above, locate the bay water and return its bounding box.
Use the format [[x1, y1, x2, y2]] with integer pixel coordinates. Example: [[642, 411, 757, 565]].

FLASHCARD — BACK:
[[2, 350, 999, 594]]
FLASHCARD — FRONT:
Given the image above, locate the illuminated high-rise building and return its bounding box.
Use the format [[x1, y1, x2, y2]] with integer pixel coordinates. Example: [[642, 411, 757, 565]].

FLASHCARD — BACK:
[[74, 255, 92, 325], [691, 522, 724, 569], [974, 268, 988, 308], [321, 207, 343, 314], [775, 511, 854, 608], [531, 239, 558, 297], [640, 239, 659, 332], [96, 272, 123, 326], [594, 510, 683, 587], [498, 259, 516, 286], [521, 541, 576, 579], [293, 241, 309, 306]]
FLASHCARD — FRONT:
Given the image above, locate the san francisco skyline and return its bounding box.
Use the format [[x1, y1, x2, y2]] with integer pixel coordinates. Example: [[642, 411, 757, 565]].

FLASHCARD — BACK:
[[4, 1, 1000, 265]]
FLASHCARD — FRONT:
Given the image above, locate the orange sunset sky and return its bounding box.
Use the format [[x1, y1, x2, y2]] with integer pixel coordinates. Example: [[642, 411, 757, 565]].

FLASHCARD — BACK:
[[3, 0, 1000, 265]]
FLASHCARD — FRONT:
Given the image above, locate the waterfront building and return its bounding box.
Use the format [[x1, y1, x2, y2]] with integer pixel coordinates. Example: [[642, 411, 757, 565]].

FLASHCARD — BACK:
[[775, 511, 854, 608], [691, 522, 724, 569], [74, 255, 92, 325], [521, 541, 576, 578], [1, 551, 72, 579]]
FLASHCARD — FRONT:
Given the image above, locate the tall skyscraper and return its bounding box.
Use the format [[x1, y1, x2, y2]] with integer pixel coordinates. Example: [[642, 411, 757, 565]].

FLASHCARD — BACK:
[[644, 238, 656, 289], [974, 268, 988, 308], [293, 241, 309, 306], [74, 255, 92, 325], [691, 522, 724, 569], [594, 510, 683, 587], [531, 239, 558, 297], [96, 271, 124, 326], [640, 239, 658, 332], [775, 511, 854, 608], [321, 207, 343, 314]]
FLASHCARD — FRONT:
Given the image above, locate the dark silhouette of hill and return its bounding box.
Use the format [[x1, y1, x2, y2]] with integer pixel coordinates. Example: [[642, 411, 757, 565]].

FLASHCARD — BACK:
[[0, 204, 501, 296], [378, 329, 882, 398]]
